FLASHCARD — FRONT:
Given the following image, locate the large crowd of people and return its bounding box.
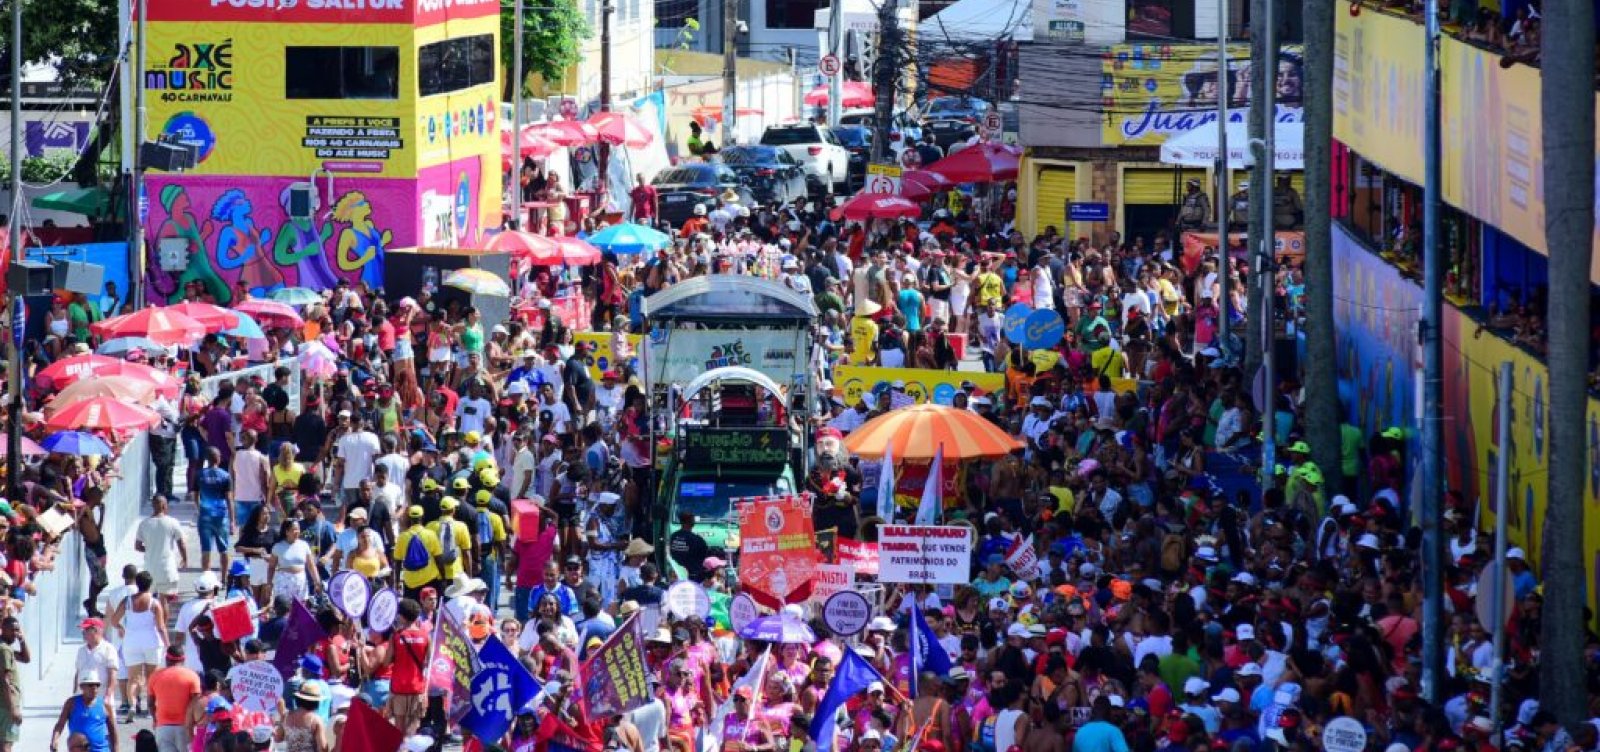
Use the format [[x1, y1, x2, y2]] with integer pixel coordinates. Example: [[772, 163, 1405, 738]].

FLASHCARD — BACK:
[[0, 141, 1575, 752]]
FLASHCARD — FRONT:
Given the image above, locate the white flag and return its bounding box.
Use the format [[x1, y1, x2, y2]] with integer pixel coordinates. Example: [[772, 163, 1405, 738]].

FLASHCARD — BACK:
[[915, 446, 943, 525], [708, 647, 771, 749], [876, 445, 897, 522]]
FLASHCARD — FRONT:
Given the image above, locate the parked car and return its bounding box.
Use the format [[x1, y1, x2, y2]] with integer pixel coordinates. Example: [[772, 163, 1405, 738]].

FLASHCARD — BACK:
[[833, 125, 871, 191], [718, 145, 809, 205], [652, 163, 755, 225], [758, 124, 851, 194], [921, 96, 992, 149]]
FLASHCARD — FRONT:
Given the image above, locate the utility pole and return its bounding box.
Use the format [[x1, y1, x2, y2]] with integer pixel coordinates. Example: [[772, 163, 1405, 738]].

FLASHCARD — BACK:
[[722, 0, 737, 143], [510, 0, 524, 228], [1419, 0, 1444, 703], [826, 0, 843, 127], [1255, 0, 1275, 486], [600, 0, 613, 111], [131, 0, 148, 308], [1214, 0, 1231, 358], [7, 0, 22, 500], [1489, 362, 1511, 737], [1300, 0, 1340, 566], [1243, 0, 1267, 377], [870, 0, 895, 164], [1539, 0, 1594, 727]]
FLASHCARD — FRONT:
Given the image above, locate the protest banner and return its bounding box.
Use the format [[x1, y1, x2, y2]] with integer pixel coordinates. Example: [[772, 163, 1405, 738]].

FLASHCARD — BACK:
[[664, 581, 711, 621], [839, 537, 880, 577], [231, 661, 283, 714], [1004, 535, 1043, 579], [893, 460, 964, 512], [809, 563, 856, 605], [463, 636, 539, 745], [737, 494, 820, 608], [582, 613, 652, 716], [877, 525, 974, 584], [432, 605, 478, 722]]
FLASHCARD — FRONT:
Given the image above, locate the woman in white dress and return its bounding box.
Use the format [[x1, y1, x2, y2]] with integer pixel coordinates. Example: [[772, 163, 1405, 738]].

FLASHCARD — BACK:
[[583, 492, 628, 607]]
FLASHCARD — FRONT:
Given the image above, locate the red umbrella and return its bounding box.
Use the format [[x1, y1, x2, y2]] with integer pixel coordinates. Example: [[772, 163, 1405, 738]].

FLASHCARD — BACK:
[[690, 106, 763, 126], [832, 192, 922, 222], [166, 302, 240, 334], [924, 142, 1021, 183], [482, 230, 562, 265], [804, 81, 874, 109], [100, 360, 183, 398], [587, 111, 656, 148], [501, 127, 562, 170], [233, 299, 304, 328], [36, 354, 124, 389], [531, 120, 600, 147], [0, 435, 46, 458], [900, 169, 954, 200], [91, 308, 206, 346], [552, 236, 602, 266], [44, 396, 160, 432]]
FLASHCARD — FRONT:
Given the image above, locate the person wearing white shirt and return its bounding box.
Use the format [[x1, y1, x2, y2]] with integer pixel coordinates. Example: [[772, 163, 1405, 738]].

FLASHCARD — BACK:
[[173, 573, 222, 675], [334, 415, 381, 506], [594, 374, 625, 430], [1021, 398, 1054, 460], [537, 386, 572, 434], [74, 619, 121, 717], [455, 385, 494, 436], [376, 441, 409, 491], [510, 434, 539, 500]]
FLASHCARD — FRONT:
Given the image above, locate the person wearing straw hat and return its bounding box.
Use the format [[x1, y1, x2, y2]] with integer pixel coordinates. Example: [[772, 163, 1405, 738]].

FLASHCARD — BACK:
[[277, 680, 331, 752]]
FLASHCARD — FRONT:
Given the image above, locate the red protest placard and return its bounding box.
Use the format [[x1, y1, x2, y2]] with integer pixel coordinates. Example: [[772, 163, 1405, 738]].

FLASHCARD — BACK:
[[737, 494, 820, 609], [211, 598, 254, 643]]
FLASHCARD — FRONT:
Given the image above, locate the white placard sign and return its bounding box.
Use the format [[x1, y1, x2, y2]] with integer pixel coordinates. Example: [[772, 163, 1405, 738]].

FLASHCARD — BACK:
[[729, 594, 759, 633], [1322, 716, 1367, 752], [664, 581, 711, 621], [809, 563, 856, 604], [329, 571, 371, 621], [366, 588, 399, 632], [877, 525, 974, 584], [822, 591, 872, 636], [231, 661, 284, 714]]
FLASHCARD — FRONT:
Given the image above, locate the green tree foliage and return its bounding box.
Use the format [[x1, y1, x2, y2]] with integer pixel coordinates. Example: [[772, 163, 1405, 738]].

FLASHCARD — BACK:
[[0, 0, 120, 90], [502, 0, 592, 97]]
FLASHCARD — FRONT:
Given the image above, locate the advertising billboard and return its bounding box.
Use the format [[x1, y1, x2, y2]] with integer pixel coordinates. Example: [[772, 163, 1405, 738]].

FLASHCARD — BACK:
[[1100, 43, 1304, 146]]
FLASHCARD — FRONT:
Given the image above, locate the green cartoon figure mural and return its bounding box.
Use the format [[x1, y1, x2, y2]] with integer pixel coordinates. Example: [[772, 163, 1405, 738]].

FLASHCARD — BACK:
[[157, 184, 231, 304]]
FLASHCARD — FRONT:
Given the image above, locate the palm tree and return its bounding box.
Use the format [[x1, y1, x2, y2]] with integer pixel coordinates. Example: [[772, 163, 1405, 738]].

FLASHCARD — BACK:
[[1539, 0, 1593, 727]]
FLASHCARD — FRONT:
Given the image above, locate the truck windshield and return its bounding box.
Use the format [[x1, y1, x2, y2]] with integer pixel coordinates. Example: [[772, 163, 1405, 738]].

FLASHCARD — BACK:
[[676, 476, 792, 519]]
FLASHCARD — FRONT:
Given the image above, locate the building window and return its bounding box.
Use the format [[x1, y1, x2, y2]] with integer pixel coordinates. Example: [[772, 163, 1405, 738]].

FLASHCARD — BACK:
[[418, 34, 496, 97], [1127, 0, 1175, 37], [657, 0, 696, 27], [765, 0, 819, 29], [285, 47, 399, 100]]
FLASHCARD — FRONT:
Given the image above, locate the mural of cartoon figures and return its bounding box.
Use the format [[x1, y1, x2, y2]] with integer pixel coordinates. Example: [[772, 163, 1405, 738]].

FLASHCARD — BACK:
[[273, 185, 340, 290], [156, 184, 231, 305], [333, 191, 390, 291], [212, 188, 284, 298]]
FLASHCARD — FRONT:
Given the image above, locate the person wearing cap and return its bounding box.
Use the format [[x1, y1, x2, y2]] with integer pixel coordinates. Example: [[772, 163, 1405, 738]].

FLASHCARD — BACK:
[[277, 669, 331, 751], [427, 495, 475, 584], [335, 506, 389, 580], [394, 505, 444, 599], [72, 614, 120, 725], [50, 671, 114, 752], [147, 643, 200, 752]]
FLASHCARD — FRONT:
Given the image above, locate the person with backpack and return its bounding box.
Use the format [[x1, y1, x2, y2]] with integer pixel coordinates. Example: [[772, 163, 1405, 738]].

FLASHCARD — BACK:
[[427, 496, 474, 586], [471, 490, 507, 614], [393, 506, 442, 600]]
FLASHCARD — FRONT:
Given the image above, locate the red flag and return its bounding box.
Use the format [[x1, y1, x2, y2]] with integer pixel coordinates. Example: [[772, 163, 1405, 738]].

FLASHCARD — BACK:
[[340, 699, 405, 752]]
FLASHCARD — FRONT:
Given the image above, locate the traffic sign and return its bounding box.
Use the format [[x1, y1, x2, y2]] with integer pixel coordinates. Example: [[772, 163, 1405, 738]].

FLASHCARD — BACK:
[[983, 110, 1002, 133], [866, 163, 902, 194], [820, 54, 841, 77]]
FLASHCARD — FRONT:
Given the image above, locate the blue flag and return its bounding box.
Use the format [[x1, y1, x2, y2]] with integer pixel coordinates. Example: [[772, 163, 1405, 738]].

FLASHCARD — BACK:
[[809, 648, 890, 752], [909, 601, 952, 699], [462, 635, 541, 744]]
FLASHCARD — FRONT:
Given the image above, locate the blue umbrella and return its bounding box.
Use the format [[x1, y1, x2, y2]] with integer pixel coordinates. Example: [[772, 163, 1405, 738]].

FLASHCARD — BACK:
[[587, 222, 670, 254], [223, 311, 266, 340], [270, 286, 322, 306], [41, 430, 113, 456], [96, 337, 167, 358]]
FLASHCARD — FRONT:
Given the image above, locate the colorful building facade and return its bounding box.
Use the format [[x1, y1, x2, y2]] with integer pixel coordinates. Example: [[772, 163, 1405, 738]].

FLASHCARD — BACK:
[[141, 0, 501, 304]]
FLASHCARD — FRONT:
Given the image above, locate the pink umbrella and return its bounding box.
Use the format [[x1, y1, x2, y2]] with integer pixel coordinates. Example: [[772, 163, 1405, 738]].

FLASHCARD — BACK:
[[832, 192, 922, 222], [899, 170, 954, 200], [531, 120, 600, 147], [924, 142, 1020, 183], [587, 111, 656, 148], [234, 299, 304, 328], [166, 302, 241, 334], [0, 436, 47, 457], [501, 127, 563, 170], [552, 236, 602, 266], [482, 230, 562, 265], [804, 81, 874, 109], [91, 308, 207, 347]]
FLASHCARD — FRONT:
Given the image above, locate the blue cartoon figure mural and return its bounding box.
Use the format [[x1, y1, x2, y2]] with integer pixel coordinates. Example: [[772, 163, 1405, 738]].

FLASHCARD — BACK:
[[334, 191, 390, 290], [212, 189, 284, 298], [273, 185, 340, 289]]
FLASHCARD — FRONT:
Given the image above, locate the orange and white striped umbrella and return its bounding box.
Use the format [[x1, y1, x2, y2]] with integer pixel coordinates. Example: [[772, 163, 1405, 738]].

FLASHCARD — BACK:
[[841, 403, 1023, 461]]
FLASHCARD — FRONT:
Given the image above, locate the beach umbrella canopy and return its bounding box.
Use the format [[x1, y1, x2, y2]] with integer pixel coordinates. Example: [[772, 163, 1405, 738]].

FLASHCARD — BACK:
[[234, 299, 304, 328], [531, 120, 600, 147], [586, 222, 670, 254], [842, 403, 1024, 460], [47, 377, 159, 413], [166, 302, 240, 333], [587, 111, 656, 148], [899, 170, 954, 200], [0, 436, 47, 458], [37, 355, 125, 389], [100, 361, 182, 397], [270, 286, 323, 306], [923, 141, 1021, 183], [40, 431, 113, 456], [482, 230, 562, 265], [502, 126, 563, 170], [444, 268, 512, 297], [737, 615, 816, 644], [96, 337, 168, 358], [550, 236, 602, 266], [91, 307, 207, 346], [804, 81, 874, 108], [44, 396, 160, 432], [832, 192, 922, 222], [222, 311, 266, 340]]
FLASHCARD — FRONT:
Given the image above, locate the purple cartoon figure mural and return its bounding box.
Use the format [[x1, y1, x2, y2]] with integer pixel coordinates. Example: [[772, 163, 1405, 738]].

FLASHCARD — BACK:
[[273, 185, 340, 289]]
